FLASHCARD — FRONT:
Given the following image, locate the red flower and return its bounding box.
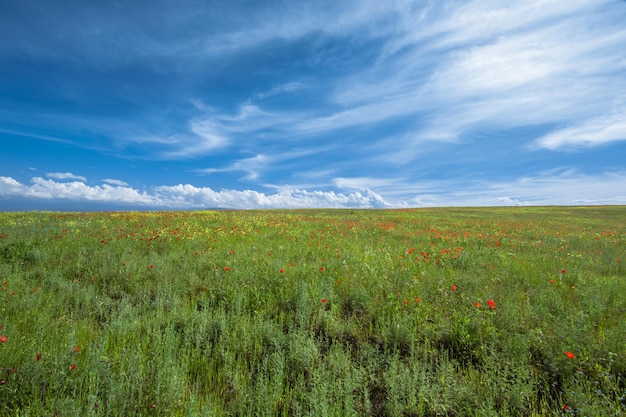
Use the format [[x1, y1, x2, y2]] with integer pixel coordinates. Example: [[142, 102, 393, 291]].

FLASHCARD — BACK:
[[561, 269, 567, 274], [563, 405, 570, 410], [451, 285, 457, 291], [415, 298, 421, 303], [69, 364, 76, 371], [487, 300, 496, 310], [72, 346, 80, 352], [35, 352, 43, 361], [565, 351, 575, 359], [149, 265, 154, 269], [223, 266, 231, 271], [474, 302, 481, 308], [0, 336, 6, 343], [319, 267, 324, 272], [279, 269, 284, 273], [321, 298, 327, 304]]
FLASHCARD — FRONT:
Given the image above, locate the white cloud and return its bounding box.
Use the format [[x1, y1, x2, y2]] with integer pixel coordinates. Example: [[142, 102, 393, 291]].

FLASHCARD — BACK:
[[46, 172, 87, 181], [255, 82, 304, 99], [1, 171, 625, 210], [0, 176, 390, 209], [27, 177, 154, 204], [102, 178, 129, 186], [406, 171, 626, 207], [200, 154, 270, 181], [312, 0, 626, 154], [155, 184, 390, 209], [333, 176, 399, 190], [533, 111, 626, 150], [0, 176, 25, 193]]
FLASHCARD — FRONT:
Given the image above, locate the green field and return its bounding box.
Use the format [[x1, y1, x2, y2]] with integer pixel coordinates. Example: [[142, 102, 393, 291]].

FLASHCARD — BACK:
[[0, 207, 624, 416]]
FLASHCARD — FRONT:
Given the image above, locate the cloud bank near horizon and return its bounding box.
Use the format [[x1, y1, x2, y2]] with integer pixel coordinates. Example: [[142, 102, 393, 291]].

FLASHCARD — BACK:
[[2, 172, 625, 211]]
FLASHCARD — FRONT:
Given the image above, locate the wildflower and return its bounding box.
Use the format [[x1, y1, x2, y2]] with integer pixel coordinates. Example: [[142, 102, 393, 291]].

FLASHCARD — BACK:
[[563, 405, 570, 410], [565, 351, 575, 359], [223, 266, 231, 271], [415, 298, 421, 303], [319, 267, 324, 272], [321, 298, 327, 304], [487, 300, 496, 310], [451, 285, 457, 291], [72, 346, 80, 352], [404, 299, 409, 305], [279, 269, 284, 273], [69, 364, 76, 371], [35, 352, 42, 361], [149, 265, 154, 269], [561, 269, 567, 274], [0, 336, 6, 343], [474, 302, 481, 308]]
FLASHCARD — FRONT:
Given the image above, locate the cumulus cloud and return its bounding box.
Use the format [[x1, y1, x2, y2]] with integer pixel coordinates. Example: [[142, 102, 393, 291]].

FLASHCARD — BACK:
[[2, 171, 626, 210], [0, 176, 391, 209], [155, 184, 389, 209], [0, 176, 25, 194]]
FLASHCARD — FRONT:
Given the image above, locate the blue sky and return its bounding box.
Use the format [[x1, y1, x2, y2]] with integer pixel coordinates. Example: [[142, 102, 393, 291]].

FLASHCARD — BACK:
[[1, 0, 626, 210]]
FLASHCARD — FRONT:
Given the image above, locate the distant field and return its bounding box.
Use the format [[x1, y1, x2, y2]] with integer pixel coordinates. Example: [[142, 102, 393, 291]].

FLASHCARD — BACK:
[[0, 207, 624, 416]]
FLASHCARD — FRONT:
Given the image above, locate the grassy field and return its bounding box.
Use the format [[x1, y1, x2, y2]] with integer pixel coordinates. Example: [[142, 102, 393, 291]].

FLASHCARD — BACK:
[[0, 207, 624, 416]]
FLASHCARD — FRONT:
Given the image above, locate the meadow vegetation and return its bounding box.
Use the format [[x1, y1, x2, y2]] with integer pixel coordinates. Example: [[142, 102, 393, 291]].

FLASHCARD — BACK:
[[0, 207, 624, 416]]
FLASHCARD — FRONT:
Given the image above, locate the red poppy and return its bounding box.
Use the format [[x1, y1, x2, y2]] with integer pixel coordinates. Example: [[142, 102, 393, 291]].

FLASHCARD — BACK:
[[223, 266, 231, 271], [451, 285, 457, 291], [35, 352, 43, 361], [0, 336, 6, 343], [565, 351, 575, 359], [563, 405, 570, 410], [474, 302, 481, 308], [72, 346, 80, 352], [415, 298, 421, 303], [561, 269, 567, 274], [487, 300, 496, 310], [319, 267, 324, 272], [279, 269, 284, 273], [149, 265, 154, 269], [321, 298, 327, 304], [69, 364, 76, 371]]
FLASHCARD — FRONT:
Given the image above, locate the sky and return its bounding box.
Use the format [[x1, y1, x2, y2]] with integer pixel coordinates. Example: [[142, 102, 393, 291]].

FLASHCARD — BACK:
[[1, 0, 626, 210]]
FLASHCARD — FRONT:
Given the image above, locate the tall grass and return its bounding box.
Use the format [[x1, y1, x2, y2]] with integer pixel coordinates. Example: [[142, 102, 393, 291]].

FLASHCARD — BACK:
[[0, 207, 624, 416]]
